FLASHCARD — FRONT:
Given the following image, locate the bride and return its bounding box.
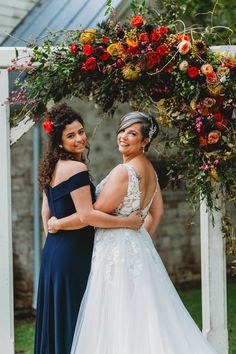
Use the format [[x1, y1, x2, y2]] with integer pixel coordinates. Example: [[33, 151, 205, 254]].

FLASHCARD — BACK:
[[49, 111, 218, 354]]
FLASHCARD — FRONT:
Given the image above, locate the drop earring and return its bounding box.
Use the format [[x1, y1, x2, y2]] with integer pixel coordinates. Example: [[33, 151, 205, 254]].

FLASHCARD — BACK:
[[59, 145, 63, 149]]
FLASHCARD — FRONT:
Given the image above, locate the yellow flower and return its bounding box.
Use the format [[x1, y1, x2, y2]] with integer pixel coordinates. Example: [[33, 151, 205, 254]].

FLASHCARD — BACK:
[[209, 168, 220, 182], [208, 84, 225, 96], [126, 35, 139, 48], [79, 29, 96, 44], [192, 39, 207, 54], [122, 63, 141, 80], [107, 43, 124, 57], [190, 99, 197, 110]]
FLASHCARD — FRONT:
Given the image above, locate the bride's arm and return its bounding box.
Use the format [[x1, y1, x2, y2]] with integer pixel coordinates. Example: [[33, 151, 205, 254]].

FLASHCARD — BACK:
[[143, 183, 164, 236], [49, 165, 142, 231]]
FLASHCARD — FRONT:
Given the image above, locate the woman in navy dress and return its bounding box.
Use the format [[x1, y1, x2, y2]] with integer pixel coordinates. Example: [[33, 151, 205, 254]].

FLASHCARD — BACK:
[[35, 104, 142, 354]]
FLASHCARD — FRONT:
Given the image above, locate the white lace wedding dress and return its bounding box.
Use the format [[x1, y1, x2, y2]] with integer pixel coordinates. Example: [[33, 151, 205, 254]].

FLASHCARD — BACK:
[[71, 164, 218, 354]]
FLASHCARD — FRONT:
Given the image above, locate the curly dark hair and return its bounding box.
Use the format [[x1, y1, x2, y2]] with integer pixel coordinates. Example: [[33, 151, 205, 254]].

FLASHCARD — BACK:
[[117, 111, 159, 151], [39, 103, 88, 189]]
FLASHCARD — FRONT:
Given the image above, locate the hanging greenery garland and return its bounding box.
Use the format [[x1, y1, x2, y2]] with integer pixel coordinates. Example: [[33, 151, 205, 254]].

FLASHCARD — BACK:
[[5, 0, 236, 257]]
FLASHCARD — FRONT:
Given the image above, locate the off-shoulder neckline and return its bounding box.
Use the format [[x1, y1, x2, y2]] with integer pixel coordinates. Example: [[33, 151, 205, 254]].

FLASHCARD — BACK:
[[48, 170, 89, 190]]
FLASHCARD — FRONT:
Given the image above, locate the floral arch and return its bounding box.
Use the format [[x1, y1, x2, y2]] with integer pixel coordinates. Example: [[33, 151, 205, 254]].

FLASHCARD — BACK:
[[0, 1, 235, 353]]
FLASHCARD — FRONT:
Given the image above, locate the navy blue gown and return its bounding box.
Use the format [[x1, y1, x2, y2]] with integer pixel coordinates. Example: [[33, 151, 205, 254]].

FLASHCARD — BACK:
[[34, 171, 95, 354]]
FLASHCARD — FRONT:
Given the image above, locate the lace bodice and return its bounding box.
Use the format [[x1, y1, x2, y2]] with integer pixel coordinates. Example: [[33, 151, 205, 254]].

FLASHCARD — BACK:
[[96, 164, 157, 218]]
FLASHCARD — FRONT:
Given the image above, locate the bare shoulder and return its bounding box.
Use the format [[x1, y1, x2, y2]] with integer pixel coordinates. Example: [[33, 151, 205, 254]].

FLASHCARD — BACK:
[[107, 164, 128, 183], [57, 160, 88, 180]]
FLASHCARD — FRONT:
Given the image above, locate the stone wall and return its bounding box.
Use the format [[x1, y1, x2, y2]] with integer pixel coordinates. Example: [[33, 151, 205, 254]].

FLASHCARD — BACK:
[[11, 99, 231, 310]]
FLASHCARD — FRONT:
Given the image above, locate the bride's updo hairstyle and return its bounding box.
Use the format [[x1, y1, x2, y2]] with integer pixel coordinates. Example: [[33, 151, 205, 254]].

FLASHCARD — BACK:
[[39, 103, 87, 189], [118, 111, 159, 151]]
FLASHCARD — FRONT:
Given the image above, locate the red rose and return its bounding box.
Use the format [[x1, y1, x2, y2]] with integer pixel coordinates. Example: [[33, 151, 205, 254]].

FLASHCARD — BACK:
[[126, 46, 138, 54], [99, 51, 110, 61], [188, 66, 199, 78], [82, 45, 94, 56], [81, 64, 87, 72], [100, 37, 109, 43], [215, 113, 227, 130], [146, 51, 160, 70], [131, 16, 143, 28], [150, 31, 161, 43], [42, 118, 53, 135], [156, 44, 169, 56], [70, 43, 79, 54], [84, 57, 97, 70], [224, 59, 233, 68], [159, 26, 169, 34], [139, 33, 149, 43]]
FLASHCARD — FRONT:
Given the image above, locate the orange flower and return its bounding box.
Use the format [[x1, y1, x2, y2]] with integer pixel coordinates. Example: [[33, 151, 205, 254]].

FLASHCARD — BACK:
[[206, 72, 218, 84], [107, 43, 124, 57], [208, 130, 221, 144], [199, 134, 208, 146], [130, 16, 143, 28], [177, 34, 191, 42], [126, 35, 139, 48]]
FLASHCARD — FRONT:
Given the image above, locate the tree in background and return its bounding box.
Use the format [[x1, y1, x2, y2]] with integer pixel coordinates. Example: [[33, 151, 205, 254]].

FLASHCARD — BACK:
[[156, 0, 236, 45]]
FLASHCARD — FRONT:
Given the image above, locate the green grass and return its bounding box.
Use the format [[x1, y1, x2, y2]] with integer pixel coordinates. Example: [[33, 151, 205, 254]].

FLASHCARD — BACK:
[[15, 283, 236, 353]]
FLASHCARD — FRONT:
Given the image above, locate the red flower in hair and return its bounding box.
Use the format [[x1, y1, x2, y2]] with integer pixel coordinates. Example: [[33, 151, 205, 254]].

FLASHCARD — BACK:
[[42, 117, 53, 134]]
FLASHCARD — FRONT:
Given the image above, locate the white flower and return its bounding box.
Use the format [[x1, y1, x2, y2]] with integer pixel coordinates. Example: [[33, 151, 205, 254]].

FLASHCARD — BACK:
[[177, 40, 191, 55], [179, 60, 189, 71], [220, 76, 226, 83]]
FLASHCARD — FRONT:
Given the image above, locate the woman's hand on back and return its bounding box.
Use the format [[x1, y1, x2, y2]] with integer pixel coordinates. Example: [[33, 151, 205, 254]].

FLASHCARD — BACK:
[[48, 216, 59, 233], [126, 211, 144, 230]]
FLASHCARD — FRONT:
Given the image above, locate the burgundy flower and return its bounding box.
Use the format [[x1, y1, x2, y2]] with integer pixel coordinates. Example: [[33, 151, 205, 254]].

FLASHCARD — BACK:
[[99, 52, 110, 61]]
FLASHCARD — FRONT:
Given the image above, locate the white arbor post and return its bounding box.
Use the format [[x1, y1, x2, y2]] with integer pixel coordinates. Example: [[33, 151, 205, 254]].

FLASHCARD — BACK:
[[200, 45, 236, 354], [0, 68, 14, 354], [0, 47, 34, 354], [201, 197, 228, 354]]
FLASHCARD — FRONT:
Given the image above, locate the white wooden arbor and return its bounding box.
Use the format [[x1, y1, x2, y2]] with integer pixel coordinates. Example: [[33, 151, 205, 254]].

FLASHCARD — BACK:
[[0, 46, 235, 354]]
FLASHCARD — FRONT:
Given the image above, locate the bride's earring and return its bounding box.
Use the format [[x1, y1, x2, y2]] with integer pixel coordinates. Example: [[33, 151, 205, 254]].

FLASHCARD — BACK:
[[59, 144, 63, 149], [142, 146, 145, 153]]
